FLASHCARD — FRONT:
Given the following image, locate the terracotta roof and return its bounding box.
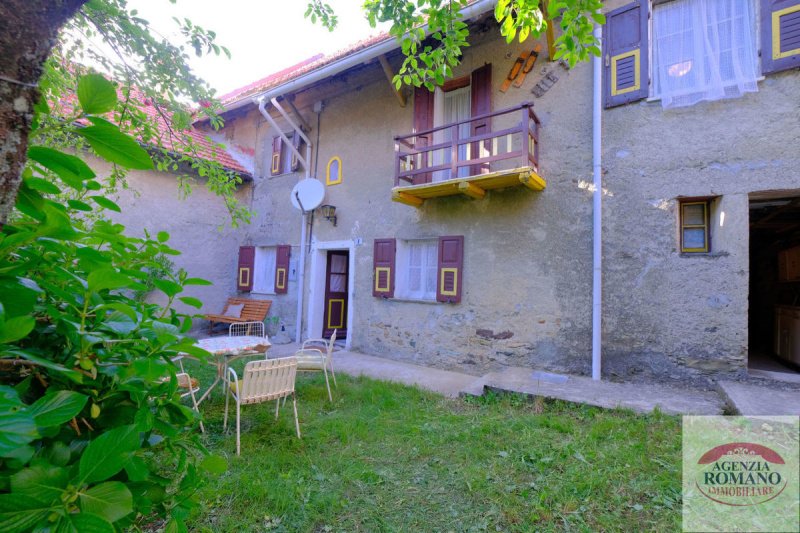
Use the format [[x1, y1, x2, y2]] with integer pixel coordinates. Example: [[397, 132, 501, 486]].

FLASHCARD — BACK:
[[219, 32, 394, 106], [59, 86, 252, 176]]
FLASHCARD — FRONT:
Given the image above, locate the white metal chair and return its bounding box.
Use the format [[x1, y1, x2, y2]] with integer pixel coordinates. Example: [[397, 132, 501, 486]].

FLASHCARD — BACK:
[[229, 321, 266, 338], [223, 357, 300, 455], [294, 329, 338, 402], [168, 356, 205, 433]]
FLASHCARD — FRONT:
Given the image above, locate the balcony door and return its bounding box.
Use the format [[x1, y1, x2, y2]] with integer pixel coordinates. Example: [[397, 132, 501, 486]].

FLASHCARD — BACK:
[[412, 63, 492, 184], [433, 84, 471, 181]]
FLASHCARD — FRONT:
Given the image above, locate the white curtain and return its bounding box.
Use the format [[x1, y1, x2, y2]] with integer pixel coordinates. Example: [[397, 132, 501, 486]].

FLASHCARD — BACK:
[[406, 240, 438, 300], [432, 86, 472, 181], [253, 247, 276, 293], [653, 0, 759, 108]]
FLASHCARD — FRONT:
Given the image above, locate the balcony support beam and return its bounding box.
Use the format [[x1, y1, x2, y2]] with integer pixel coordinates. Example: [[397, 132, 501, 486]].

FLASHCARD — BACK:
[[519, 171, 546, 191], [458, 181, 486, 200], [378, 55, 407, 107], [392, 190, 424, 207]]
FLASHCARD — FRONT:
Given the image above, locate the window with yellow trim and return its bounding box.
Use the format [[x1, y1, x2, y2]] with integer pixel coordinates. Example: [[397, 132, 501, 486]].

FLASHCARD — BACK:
[[680, 200, 710, 253], [396, 239, 438, 301], [326, 156, 342, 185]]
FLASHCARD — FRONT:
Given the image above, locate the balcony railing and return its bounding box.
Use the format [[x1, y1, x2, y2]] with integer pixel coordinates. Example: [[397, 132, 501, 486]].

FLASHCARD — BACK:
[[394, 101, 541, 188]]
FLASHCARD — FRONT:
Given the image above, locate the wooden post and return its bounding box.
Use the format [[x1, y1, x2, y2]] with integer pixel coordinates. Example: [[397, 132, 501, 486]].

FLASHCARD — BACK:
[[378, 55, 406, 107]]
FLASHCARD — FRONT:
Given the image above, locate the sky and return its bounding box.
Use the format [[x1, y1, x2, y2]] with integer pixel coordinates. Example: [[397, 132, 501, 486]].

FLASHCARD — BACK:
[[126, 0, 388, 97]]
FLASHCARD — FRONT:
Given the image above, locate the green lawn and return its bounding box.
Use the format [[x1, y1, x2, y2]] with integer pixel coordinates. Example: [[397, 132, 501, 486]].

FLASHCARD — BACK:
[[186, 363, 682, 532]]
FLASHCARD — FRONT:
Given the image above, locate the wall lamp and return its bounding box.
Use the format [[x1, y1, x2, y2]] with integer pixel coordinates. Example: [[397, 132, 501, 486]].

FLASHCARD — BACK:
[[319, 204, 337, 226]]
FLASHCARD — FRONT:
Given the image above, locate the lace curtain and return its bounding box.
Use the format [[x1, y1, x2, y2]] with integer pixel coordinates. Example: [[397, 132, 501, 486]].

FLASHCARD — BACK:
[[652, 0, 759, 108]]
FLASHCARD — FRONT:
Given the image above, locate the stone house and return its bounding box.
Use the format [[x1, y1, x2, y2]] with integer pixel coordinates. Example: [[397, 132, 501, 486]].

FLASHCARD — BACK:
[[178, 0, 800, 384]]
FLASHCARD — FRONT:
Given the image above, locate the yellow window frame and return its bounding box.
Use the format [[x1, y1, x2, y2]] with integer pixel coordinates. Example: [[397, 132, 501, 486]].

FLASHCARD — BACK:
[[326, 156, 342, 186], [238, 267, 251, 288], [439, 267, 459, 297], [374, 267, 391, 292], [611, 49, 641, 96], [680, 201, 710, 253], [326, 299, 345, 329], [773, 5, 800, 60]]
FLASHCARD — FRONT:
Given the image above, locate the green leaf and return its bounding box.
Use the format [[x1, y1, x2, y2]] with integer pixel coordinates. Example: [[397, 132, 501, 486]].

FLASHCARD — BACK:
[[79, 481, 133, 523], [77, 74, 118, 115], [76, 125, 154, 170], [28, 390, 89, 427], [87, 268, 132, 292], [27, 146, 95, 188], [178, 296, 202, 309], [79, 425, 139, 483], [0, 494, 52, 533], [10, 464, 68, 505], [199, 454, 227, 475], [153, 279, 183, 297], [157, 231, 170, 242], [67, 199, 93, 211], [61, 512, 115, 533], [124, 456, 149, 482], [183, 277, 212, 286], [0, 315, 35, 343], [24, 177, 61, 195], [90, 196, 121, 212]]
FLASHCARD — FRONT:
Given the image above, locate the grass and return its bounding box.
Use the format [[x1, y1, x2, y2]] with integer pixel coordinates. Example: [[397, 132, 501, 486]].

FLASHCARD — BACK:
[[184, 361, 682, 532]]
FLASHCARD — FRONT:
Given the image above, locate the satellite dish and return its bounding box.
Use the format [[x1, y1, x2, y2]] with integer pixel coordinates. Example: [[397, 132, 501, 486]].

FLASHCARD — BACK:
[[290, 178, 325, 212]]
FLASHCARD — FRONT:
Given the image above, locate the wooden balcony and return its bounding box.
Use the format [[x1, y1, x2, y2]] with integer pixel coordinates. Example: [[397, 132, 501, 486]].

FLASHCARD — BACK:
[[392, 102, 545, 207]]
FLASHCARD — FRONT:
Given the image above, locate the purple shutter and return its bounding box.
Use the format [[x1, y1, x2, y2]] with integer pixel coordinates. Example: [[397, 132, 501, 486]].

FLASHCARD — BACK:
[[603, 1, 649, 108], [413, 87, 434, 184], [237, 246, 254, 291], [373, 238, 396, 298], [762, 0, 800, 74], [270, 136, 283, 176], [470, 63, 492, 175], [436, 236, 463, 303], [290, 133, 302, 172], [275, 245, 291, 294]]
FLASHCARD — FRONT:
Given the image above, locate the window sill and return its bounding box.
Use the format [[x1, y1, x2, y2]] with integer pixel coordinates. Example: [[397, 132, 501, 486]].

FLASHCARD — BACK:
[[383, 297, 440, 305], [646, 77, 766, 104], [251, 291, 277, 296], [678, 251, 729, 259]]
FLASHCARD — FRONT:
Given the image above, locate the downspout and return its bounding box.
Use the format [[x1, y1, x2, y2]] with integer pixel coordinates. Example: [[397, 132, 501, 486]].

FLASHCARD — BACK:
[[592, 24, 603, 381], [257, 97, 311, 343]]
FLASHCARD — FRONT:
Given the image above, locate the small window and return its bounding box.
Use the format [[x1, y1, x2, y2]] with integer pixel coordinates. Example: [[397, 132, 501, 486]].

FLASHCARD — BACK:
[[396, 239, 438, 301], [652, 0, 759, 107], [326, 156, 342, 185], [252, 246, 277, 293], [270, 133, 302, 176], [680, 200, 710, 253]]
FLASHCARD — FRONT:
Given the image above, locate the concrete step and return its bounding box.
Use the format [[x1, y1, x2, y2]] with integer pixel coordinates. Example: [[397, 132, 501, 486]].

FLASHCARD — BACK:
[[481, 366, 725, 415], [717, 380, 800, 416]]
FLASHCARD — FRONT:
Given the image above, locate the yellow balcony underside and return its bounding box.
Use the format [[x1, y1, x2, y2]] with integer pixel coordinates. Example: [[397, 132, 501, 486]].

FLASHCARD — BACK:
[[391, 166, 545, 207]]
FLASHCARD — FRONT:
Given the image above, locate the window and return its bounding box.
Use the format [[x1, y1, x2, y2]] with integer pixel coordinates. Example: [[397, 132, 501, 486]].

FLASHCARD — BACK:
[[396, 239, 439, 301], [252, 246, 277, 293], [269, 133, 302, 176], [680, 200, 710, 253], [652, 0, 760, 108]]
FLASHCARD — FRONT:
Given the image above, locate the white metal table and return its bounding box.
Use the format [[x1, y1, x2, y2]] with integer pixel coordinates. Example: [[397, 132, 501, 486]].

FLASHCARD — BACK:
[[187, 335, 272, 405]]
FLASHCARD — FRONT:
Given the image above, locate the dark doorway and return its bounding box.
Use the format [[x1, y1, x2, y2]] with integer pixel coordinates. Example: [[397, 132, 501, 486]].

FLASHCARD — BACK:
[[322, 250, 348, 339], [749, 194, 800, 381]]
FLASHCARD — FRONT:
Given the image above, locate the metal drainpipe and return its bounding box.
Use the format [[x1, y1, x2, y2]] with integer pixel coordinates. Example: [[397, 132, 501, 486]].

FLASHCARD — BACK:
[[256, 97, 311, 343], [592, 24, 603, 381]]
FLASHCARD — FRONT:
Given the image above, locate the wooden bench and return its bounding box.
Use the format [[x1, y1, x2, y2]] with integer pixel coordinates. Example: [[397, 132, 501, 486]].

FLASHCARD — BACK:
[[205, 297, 272, 335]]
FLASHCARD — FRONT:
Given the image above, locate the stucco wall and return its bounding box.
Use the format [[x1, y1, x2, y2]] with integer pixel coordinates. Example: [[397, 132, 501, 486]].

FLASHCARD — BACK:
[[211, 10, 799, 382], [597, 0, 800, 381], [91, 156, 250, 320]]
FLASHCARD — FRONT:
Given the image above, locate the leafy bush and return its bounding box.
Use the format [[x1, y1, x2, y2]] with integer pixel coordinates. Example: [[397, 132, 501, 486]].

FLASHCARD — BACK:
[[0, 74, 224, 532]]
